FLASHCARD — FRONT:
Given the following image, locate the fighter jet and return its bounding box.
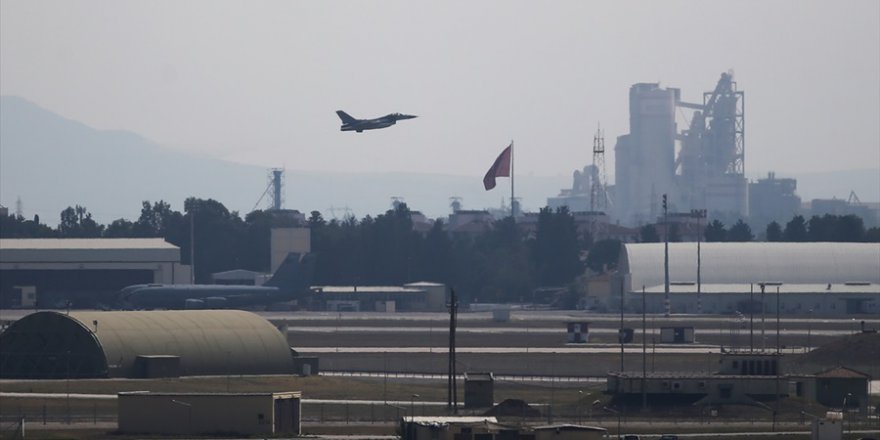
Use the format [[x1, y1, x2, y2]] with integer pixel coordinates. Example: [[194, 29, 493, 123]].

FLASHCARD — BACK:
[[119, 253, 315, 310], [336, 110, 417, 132]]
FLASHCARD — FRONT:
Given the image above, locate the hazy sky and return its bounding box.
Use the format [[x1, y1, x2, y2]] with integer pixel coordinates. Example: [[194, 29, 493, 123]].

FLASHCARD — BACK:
[[2, 1, 879, 182]]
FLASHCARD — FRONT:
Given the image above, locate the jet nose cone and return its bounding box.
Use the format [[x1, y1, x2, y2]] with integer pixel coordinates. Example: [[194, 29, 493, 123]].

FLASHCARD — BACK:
[[400, 114, 417, 119]]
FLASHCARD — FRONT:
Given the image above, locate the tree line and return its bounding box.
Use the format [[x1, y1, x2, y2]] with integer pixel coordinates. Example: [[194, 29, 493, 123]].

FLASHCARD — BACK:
[[2, 201, 877, 304]]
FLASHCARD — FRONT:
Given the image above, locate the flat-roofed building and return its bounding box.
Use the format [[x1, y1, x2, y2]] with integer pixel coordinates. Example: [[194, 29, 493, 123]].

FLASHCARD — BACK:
[[118, 391, 301, 436]]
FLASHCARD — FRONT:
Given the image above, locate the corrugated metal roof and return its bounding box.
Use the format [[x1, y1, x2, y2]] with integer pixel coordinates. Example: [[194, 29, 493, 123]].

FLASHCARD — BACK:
[[0, 238, 176, 250], [69, 310, 292, 377], [315, 286, 424, 294], [642, 283, 879, 294], [0, 238, 179, 264], [622, 242, 880, 289], [0, 310, 293, 378], [815, 366, 871, 379]]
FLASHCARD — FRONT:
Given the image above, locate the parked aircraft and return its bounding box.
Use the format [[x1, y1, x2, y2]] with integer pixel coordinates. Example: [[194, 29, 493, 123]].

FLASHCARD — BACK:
[[336, 110, 417, 132], [119, 253, 315, 310]]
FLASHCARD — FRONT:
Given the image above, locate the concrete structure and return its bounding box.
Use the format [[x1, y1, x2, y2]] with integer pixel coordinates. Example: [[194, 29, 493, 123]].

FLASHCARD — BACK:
[[615, 242, 880, 314], [814, 366, 871, 412], [607, 353, 798, 406], [533, 424, 607, 440], [0, 238, 189, 308], [401, 416, 507, 440], [464, 372, 495, 408], [311, 282, 447, 312], [749, 172, 801, 227], [606, 353, 871, 413], [0, 310, 294, 378], [401, 418, 607, 440], [117, 391, 300, 436], [612, 73, 747, 226], [270, 227, 310, 273]]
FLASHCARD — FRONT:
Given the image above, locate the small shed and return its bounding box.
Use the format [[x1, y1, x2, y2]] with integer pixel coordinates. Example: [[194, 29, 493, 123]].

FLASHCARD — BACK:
[[566, 322, 589, 343], [464, 372, 495, 408], [533, 424, 608, 440], [401, 416, 508, 440], [118, 391, 301, 436], [660, 326, 695, 343], [814, 366, 871, 413]]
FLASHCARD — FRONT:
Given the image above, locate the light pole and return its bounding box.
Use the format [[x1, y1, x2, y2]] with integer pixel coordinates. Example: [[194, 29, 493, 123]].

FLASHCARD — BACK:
[[603, 406, 621, 439], [171, 399, 192, 434], [691, 209, 706, 314], [410, 394, 419, 424]]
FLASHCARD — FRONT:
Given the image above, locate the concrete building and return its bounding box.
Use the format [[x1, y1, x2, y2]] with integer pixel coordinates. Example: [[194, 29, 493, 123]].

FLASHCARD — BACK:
[[311, 282, 447, 312], [0, 310, 294, 378], [0, 238, 188, 308], [612, 242, 880, 315], [613, 73, 748, 226], [118, 391, 301, 436], [614, 83, 679, 225], [464, 372, 495, 408], [749, 172, 801, 227]]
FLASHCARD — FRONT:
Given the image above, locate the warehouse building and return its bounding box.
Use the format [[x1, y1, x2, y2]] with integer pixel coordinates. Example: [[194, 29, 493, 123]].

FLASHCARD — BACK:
[[118, 391, 301, 436], [0, 310, 293, 378], [0, 238, 189, 308], [602, 242, 880, 315]]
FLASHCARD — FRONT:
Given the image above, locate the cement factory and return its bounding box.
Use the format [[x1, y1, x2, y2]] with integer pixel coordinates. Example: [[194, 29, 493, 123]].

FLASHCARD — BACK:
[[549, 71, 876, 229]]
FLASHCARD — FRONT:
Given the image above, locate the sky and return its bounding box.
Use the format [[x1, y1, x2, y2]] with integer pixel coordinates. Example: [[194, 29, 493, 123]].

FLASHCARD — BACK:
[[1, 1, 879, 183]]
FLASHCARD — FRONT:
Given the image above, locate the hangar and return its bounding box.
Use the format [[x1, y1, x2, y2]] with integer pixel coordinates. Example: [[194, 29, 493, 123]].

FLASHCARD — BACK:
[[593, 242, 880, 314], [0, 238, 190, 308], [0, 310, 294, 378]]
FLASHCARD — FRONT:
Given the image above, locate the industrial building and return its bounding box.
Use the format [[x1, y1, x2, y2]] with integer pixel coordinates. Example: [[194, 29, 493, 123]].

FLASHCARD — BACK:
[[592, 242, 880, 315], [610, 73, 747, 226], [118, 391, 301, 436], [310, 282, 447, 312], [748, 172, 802, 227], [0, 310, 294, 378], [606, 353, 872, 413], [0, 238, 189, 308]]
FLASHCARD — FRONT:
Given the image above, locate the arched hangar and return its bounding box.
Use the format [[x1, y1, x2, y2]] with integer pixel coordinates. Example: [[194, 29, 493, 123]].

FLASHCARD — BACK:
[[0, 310, 293, 378]]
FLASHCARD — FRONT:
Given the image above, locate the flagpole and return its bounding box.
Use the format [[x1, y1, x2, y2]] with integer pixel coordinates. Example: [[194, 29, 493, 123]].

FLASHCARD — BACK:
[[510, 140, 515, 218]]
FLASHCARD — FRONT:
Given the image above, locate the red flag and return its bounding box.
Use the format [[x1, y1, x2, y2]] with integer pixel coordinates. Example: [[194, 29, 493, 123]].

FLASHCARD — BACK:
[[483, 144, 512, 190]]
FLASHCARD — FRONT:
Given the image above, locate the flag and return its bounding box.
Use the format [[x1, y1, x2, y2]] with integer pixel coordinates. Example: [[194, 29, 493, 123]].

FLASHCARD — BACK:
[[483, 144, 512, 190]]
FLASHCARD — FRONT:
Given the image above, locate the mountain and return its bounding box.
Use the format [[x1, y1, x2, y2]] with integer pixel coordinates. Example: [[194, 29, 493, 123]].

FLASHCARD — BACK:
[[0, 96, 567, 224], [3, 96, 875, 227]]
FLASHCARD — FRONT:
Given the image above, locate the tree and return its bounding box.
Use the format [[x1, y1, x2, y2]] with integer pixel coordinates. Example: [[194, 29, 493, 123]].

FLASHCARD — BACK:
[[585, 239, 621, 273], [0, 213, 55, 238], [704, 220, 727, 242], [58, 205, 104, 238], [765, 221, 783, 242], [668, 223, 681, 242], [728, 219, 754, 242], [105, 218, 134, 237], [784, 215, 808, 242], [866, 227, 880, 242], [808, 214, 836, 241], [639, 225, 659, 243], [530, 207, 583, 286], [835, 214, 865, 242]]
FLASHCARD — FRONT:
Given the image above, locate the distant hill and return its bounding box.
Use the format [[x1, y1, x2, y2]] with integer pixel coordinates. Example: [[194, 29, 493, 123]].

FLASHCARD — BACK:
[[3, 96, 876, 226], [0, 96, 567, 224]]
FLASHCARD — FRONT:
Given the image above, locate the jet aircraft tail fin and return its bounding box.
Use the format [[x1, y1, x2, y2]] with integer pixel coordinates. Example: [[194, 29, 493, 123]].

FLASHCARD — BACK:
[[263, 253, 316, 295], [336, 110, 357, 124]]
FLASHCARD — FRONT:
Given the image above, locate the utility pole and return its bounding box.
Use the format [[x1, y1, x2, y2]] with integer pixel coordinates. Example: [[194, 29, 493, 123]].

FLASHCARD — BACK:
[[642, 285, 647, 411], [447, 288, 458, 412], [663, 194, 670, 317]]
